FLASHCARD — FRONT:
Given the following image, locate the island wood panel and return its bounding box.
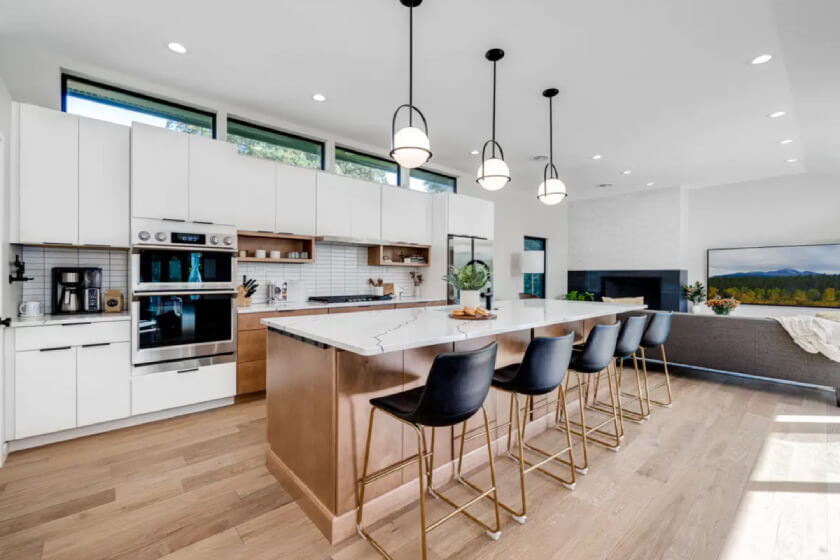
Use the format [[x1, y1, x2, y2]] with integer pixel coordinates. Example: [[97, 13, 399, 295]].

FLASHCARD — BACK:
[[335, 349, 405, 514], [265, 333, 337, 513], [394, 300, 447, 309], [328, 304, 396, 314]]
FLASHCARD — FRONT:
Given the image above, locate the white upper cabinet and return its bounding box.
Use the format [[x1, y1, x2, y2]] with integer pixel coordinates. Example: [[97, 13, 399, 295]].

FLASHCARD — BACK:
[[446, 193, 494, 240], [315, 172, 381, 241], [18, 104, 79, 245], [276, 163, 317, 235], [350, 177, 382, 241], [78, 118, 130, 246], [188, 135, 238, 225], [381, 185, 431, 245], [234, 155, 276, 232], [131, 123, 189, 221]]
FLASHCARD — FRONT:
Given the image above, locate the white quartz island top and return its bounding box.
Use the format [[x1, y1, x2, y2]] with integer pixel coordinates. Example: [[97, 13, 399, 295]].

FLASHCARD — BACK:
[[262, 299, 645, 356]]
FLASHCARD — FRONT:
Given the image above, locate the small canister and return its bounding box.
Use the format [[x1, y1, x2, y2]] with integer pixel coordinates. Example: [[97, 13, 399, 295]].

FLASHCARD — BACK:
[[484, 293, 493, 311]]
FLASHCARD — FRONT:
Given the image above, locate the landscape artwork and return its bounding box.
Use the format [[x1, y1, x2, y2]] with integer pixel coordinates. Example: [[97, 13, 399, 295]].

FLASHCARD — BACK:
[[708, 244, 840, 308]]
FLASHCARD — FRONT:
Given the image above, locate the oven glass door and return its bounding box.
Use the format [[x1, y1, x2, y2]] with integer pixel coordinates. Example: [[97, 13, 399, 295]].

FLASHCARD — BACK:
[[134, 249, 234, 291], [134, 292, 235, 364]]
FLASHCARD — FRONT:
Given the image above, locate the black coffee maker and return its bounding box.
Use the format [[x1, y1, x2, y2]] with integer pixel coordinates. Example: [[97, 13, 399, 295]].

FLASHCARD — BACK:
[[51, 267, 103, 314]]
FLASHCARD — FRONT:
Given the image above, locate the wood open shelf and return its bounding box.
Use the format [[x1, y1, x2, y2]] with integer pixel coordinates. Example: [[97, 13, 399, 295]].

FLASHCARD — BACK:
[[367, 243, 430, 267], [237, 231, 315, 264]]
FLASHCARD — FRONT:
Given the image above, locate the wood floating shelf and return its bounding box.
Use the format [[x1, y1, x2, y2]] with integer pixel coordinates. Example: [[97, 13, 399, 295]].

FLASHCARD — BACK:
[[367, 243, 430, 267], [237, 231, 315, 264]]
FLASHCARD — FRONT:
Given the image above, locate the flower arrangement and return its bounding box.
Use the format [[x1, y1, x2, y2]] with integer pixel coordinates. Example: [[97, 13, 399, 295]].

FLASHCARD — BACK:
[[445, 263, 491, 291], [706, 297, 739, 316], [681, 281, 706, 304]]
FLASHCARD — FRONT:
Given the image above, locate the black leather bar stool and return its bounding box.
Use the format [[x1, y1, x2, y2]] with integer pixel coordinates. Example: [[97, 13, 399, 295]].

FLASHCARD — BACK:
[[455, 334, 576, 525], [639, 312, 674, 411], [356, 342, 502, 560], [590, 315, 649, 434], [560, 322, 621, 474]]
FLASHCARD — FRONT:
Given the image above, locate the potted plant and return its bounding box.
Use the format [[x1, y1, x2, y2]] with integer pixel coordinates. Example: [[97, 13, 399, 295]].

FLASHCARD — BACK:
[[681, 281, 707, 313], [445, 264, 490, 308], [706, 297, 739, 316], [563, 290, 595, 301]]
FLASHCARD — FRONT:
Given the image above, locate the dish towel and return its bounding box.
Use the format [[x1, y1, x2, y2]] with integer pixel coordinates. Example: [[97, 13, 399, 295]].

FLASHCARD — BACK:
[[774, 315, 840, 363]]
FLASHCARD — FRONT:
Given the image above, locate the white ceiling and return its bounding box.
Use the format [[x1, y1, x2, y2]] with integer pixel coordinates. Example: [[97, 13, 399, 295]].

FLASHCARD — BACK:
[[0, 0, 837, 199]]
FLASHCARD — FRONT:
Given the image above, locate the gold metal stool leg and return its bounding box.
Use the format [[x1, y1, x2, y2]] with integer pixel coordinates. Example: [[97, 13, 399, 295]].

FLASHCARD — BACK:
[[640, 345, 673, 409], [563, 369, 622, 455]]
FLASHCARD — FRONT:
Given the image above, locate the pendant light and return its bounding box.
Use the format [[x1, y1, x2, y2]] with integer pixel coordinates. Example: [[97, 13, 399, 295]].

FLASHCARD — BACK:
[[536, 88, 568, 206], [390, 0, 432, 169], [477, 48, 510, 191]]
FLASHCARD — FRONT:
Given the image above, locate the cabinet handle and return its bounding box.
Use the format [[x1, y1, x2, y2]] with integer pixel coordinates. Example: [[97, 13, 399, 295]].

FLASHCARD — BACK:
[[40, 346, 72, 352], [193, 220, 214, 225], [43, 241, 68, 245], [82, 342, 111, 348], [62, 322, 92, 327], [176, 367, 199, 374], [162, 218, 186, 223], [83, 243, 112, 248]]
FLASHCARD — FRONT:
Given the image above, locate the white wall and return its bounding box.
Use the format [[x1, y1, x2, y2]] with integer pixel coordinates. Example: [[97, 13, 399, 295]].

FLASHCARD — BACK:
[[567, 187, 686, 271], [0, 73, 13, 465]]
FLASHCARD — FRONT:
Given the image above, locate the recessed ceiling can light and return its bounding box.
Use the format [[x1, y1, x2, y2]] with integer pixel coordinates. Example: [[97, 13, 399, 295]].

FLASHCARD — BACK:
[[167, 42, 188, 54], [531, 154, 548, 161], [596, 183, 613, 188], [591, 154, 603, 160], [312, 93, 326, 102], [622, 170, 632, 175], [750, 54, 773, 65], [779, 139, 793, 145], [646, 182, 655, 187], [767, 111, 787, 119], [470, 149, 479, 155], [786, 158, 799, 163]]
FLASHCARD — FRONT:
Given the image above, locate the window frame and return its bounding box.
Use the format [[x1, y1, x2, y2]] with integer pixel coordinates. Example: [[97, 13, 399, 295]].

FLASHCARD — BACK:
[[61, 73, 217, 138], [409, 167, 458, 194], [334, 145, 401, 185], [226, 116, 325, 170]]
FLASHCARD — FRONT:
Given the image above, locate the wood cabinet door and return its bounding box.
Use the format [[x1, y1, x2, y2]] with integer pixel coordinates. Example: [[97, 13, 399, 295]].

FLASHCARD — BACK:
[[276, 163, 317, 235], [18, 104, 79, 245], [188, 135, 238, 225], [15, 347, 77, 439], [131, 123, 189, 221], [77, 342, 130, 427], [78, 117, 130, 246]]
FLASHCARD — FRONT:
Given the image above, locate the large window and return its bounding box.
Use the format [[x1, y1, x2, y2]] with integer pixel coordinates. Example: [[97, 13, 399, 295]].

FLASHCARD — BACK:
[[523, 237, 547, 298], [335, 147, 399, 185], [409, 168, 457, 193], [62, 75, 215, 137], [226, 118, 323, 169]]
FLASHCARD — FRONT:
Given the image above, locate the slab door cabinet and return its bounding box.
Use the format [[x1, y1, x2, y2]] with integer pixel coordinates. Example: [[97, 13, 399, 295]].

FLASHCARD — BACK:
[[17, 104, 79, 245], [14, 346, 77, 439], [276, 163, 317, 235], [446, 193, 494, 240], [78, 118, 130, 246], [131, 122, 189, 221], [381, 185, 431, 244], [76, 342, 131, 427], [188, 135, 238, 225], [235, 155, 276, 232], [316, 172, 381, 241]]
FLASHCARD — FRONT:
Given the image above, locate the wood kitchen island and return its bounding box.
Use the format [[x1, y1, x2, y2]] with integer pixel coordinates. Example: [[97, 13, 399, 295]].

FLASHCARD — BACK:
[[262, 299, 644, 543]]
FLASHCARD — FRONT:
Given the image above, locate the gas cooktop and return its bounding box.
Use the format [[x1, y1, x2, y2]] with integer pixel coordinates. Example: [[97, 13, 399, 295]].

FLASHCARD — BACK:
[[308, 295, 394, 304]]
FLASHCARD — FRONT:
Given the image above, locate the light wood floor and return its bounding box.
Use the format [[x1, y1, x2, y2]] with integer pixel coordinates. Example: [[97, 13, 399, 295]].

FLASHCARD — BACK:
[[1, 368, 838, 560]]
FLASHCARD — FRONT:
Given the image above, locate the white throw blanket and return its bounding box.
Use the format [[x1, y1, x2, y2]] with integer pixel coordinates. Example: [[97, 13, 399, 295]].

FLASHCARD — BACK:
[[774, 315, 840, 363]]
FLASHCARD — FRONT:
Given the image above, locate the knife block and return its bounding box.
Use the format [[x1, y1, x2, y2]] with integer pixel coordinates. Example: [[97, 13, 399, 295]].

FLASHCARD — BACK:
[[237, 285, 251, 307]]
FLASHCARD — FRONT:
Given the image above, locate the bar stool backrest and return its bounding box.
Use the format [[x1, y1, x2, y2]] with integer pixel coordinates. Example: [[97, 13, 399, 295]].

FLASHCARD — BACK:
[[615, 315, 647, 358], [641, 312, 672, 348], [574, 322, 620, 373], [413, 342, 499, 427], [512, 334, 575, 395]]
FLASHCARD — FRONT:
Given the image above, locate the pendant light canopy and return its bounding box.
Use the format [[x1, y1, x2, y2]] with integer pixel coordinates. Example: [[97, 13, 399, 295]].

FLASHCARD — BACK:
[[390, 0, 432, 169], [537, 88, 568, 206], [477, 48, 510, 191]]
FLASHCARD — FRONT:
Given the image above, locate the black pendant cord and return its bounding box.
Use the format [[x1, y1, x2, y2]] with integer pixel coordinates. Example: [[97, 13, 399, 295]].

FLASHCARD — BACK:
[[408, 3, 413, 127], [548, 95, 553, 170], [491, 59, 497, 158]]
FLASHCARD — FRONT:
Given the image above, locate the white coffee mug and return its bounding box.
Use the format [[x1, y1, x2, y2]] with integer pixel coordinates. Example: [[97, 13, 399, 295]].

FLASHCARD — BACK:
[[270, 250, 281, 259], [255, 249, 267, 259], [19, 301, 41, 316]]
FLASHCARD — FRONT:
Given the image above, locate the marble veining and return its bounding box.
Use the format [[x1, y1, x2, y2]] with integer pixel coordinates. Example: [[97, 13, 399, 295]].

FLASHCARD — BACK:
[[263, 299, 646, 356]]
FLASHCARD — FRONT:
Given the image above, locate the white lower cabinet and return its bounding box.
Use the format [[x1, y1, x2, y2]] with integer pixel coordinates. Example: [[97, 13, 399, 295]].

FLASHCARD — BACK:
[[131, 362, 236, 416], [77, 342, 131, 427], [15, 347, 77, 439]]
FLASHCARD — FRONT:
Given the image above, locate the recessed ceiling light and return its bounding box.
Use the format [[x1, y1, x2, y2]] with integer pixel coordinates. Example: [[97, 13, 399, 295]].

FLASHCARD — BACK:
[[767, 111, 787, 119], [779, 139, 793, 145], [531, 155, 549, 162], [622, 170, 632, 175], [167, 42, 188, 54], [646, 182, 655, 187], [312, 93, 326, 102], [591, 154, 603, 160], [750, 54, 773, 65], [470, 149, 479, 155], [786, 158, 799, 163], [596, 183, 613, 188]]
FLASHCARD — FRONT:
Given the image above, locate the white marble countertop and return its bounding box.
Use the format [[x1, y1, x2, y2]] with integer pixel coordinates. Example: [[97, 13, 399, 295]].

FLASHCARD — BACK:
[[262, 299, 645, 356], [10, 311, 131, 328], [238, 295, 445, 314]]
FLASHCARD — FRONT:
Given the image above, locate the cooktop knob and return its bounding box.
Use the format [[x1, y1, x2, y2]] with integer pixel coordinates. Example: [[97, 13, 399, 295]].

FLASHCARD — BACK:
[[210, 235, 219, 245], [155, 232, 167, 242], [138, 230, 151, 241], [223, 236, 233, 245]]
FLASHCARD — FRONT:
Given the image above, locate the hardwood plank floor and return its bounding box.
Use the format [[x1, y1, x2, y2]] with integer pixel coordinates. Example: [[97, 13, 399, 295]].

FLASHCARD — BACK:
[[1, 369, 838, 559]]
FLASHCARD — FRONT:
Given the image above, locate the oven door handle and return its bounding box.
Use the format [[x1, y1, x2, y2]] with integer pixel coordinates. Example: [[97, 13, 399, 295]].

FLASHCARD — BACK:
[[132, 290, 238, 300]]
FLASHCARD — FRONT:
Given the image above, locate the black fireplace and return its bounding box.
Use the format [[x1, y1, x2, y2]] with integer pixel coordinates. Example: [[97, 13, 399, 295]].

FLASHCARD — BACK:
[[567, 269, 687, 312]]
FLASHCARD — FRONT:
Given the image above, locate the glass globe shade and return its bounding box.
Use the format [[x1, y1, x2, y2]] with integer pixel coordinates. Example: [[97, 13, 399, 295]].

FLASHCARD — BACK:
[[477, 157, 510, 191], [392, 126, 431, 168], [537, 177, 567, 206]]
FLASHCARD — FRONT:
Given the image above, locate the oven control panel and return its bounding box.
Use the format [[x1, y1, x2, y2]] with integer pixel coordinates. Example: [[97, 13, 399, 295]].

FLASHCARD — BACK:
[[131, 218, 237, 251]]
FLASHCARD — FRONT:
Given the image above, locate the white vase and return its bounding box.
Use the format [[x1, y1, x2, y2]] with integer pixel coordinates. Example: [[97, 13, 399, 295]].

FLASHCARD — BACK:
[[691, 302, 704, 314], [460, 290, 481, 309]]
